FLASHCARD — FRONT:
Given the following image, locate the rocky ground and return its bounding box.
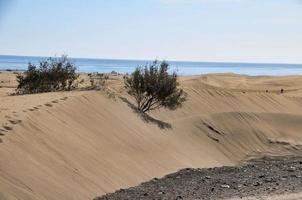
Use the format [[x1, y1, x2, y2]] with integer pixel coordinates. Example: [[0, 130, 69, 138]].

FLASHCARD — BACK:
[[94, 155, 302, 200]]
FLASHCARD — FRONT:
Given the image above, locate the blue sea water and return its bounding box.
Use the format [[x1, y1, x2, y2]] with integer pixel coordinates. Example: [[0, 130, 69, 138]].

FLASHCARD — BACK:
[[0, 55, 302, 76]]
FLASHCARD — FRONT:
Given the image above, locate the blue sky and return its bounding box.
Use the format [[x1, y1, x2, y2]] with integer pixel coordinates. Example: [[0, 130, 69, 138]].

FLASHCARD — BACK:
[[0, 0, 301, 63]]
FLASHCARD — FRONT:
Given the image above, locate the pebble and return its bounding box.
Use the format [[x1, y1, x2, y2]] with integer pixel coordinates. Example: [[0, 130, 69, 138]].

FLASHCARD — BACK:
[[264, 178, 275, 183], [288, 166, 296, 172]]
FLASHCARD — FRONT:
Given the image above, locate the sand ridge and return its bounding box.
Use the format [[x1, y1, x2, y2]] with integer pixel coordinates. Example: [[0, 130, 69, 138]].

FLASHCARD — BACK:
[[1, 72, 302, 199]]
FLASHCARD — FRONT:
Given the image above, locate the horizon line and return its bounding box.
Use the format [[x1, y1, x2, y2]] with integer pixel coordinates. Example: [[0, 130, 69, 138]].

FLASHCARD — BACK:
[[1, 54, 302, 66]]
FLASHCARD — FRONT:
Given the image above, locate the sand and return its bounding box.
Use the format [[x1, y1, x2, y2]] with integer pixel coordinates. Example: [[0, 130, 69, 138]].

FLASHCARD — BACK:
[[1, 72, 302, 200]]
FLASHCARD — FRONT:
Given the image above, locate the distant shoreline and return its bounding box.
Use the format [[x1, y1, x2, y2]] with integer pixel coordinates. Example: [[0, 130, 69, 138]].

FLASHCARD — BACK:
[[2, 69, 302, 79], [1, 55, 302, 76], [1, 54, 302, 66]]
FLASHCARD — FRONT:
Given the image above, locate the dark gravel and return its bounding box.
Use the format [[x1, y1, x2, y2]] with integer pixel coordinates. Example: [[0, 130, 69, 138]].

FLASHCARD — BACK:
[[94, 156, 302, 200]]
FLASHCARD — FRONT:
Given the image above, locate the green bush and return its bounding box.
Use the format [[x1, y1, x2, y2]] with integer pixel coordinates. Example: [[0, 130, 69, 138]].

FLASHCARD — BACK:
[[16, 55, 78, 94], [88, 73, 108, 90], [124, 61, 186, 113]]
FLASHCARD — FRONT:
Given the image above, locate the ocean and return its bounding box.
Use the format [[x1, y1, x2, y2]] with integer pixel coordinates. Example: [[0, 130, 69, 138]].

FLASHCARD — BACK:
[[0, 55, 302, 76]]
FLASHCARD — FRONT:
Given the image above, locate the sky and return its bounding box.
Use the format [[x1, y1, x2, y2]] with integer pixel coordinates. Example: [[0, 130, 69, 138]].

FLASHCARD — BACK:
[[0, 0, 301, 63]]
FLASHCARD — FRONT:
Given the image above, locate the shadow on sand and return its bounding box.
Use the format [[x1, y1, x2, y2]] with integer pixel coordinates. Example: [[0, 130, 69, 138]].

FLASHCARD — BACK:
[[120, 97, 172, 130]]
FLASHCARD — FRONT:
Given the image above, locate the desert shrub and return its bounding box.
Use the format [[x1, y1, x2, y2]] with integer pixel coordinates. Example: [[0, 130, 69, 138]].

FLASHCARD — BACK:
[[16, 55, 78, 94], [124, 60, 186, 113], [88, 73, 108, 90]]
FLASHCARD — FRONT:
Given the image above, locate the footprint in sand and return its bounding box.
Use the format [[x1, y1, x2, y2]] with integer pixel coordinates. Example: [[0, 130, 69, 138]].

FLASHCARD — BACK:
[[2, 126, 13, 131], [0, 130, 5, 134], [60, 97, 68, 101], [28, 108, 35, 111], [45, 103, 53, 107], [52, 100, 59, 103], [8, 119, 22, 125]]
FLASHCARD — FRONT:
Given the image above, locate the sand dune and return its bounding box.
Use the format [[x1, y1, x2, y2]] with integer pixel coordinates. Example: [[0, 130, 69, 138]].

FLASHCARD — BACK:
[[1, 72, 302, 200]]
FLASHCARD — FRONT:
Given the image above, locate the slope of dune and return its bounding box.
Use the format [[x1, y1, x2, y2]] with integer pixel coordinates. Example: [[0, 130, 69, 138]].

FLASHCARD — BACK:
[[1, 72, 302, 200]]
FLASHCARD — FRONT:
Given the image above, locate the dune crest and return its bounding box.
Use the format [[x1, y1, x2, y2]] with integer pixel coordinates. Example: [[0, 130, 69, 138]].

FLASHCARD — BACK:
[[1, 73, 302, 200]]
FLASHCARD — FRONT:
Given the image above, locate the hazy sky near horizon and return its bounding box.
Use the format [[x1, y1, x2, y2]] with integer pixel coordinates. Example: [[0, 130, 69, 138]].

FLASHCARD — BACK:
[[0, 0, 301, 63]]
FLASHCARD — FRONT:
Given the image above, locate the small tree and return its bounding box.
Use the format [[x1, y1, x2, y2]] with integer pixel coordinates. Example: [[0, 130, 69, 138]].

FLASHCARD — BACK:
[[16, 55, 78, 94], [124, 61, 186, 113]]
